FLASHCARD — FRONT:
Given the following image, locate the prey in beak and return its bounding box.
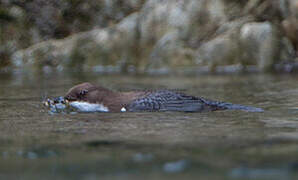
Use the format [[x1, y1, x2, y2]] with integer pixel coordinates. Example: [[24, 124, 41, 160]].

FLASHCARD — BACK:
[[43, 96, 70, 113]]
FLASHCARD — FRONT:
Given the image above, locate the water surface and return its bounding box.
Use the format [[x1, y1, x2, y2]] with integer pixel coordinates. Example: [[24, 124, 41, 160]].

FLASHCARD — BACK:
[[1, 72, 298, 179]]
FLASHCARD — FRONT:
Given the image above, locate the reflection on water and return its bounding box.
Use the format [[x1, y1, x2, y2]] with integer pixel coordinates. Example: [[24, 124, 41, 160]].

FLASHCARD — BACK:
[[1, 72, 298, 179]]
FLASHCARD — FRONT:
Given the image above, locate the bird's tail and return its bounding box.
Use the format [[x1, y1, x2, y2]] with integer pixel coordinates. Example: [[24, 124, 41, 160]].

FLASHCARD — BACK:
[[200, 98, 264, 112]]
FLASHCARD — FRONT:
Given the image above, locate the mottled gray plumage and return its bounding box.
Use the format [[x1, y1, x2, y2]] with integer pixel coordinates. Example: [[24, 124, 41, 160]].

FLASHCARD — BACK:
[[128, 90, 263, 112], [128, 90, 208, 112]]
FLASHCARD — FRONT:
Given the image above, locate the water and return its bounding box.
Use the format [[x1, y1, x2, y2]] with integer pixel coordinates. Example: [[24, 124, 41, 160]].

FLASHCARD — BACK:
[[1, 72, 298, 179]]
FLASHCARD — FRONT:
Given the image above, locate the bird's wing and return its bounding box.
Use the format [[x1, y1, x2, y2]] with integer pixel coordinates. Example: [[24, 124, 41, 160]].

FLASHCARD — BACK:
[[128, 90, 210, 112]]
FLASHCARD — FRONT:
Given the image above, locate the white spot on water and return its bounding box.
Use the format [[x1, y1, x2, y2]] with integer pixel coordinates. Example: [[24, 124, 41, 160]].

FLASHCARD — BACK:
[[69, 101, 109, 112], [132, 153, 153, 162], [163, 160, 188, 173], [121, 107, 126, 112]]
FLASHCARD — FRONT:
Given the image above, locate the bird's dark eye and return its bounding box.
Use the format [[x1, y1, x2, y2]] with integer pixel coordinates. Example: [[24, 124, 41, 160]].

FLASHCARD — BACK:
[[79, 89, 88, 96]]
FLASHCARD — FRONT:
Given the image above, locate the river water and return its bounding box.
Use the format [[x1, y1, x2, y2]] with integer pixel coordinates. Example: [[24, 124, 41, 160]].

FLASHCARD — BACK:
[[1, 72, 298, 179]]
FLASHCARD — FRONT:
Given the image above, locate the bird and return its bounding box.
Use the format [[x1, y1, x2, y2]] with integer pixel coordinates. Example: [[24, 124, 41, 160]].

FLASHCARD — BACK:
[[43, 82, 263, 113]]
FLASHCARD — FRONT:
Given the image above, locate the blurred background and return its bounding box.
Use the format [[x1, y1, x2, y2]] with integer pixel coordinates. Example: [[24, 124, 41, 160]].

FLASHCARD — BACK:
[[1, 0, 297, 74], [2, 1, 298, 180]]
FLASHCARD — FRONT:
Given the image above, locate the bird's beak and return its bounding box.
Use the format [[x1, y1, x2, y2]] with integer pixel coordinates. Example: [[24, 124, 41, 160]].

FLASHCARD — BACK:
[[65, 99, 69, 105]]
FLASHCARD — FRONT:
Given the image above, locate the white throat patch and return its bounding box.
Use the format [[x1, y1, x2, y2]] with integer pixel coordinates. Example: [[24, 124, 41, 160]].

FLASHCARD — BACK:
[[69, 101, 109, 112], [121, 107, 126, 112]]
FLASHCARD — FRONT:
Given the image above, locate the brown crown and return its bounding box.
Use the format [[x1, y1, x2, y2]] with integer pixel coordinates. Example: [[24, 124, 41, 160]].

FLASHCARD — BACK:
[[64, 82, 146, 112]]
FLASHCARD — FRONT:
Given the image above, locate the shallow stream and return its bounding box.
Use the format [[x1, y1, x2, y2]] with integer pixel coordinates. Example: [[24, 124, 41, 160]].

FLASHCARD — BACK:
[[1, 72, 298, 179]]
